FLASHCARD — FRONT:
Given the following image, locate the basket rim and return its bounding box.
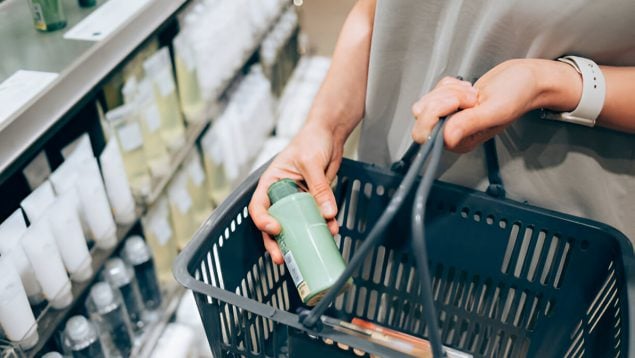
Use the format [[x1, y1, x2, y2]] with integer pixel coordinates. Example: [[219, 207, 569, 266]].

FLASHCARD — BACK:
[[173, 157, 635, 356]]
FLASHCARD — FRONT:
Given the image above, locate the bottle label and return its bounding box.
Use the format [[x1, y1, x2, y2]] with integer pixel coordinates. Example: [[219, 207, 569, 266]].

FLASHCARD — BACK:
[[283, 250, 309, 299], [143, 104, 161, 133], [156, 69, 176, 97], [151, 216, 172, 246], [31, 3, 47, 31], [188, 160, 205, 186], [116, 122, 143, 152], [172, 186, 192, 214]]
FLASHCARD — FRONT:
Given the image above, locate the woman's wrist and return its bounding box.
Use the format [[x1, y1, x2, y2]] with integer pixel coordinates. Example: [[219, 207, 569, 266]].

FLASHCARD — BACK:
[[529, 58, 583, 112]]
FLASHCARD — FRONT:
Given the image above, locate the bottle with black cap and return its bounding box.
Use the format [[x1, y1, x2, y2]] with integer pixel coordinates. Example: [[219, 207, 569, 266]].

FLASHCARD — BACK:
[[86, 282, 134, 357], [104, 258, 145, 332], [63, 315, 105, 358], [122, 236, 162, 311]]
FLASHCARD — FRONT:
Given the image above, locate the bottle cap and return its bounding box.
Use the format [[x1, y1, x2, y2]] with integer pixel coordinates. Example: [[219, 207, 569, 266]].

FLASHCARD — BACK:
[[42, 352, 63, 358], [267, 179, 300, 204], [122, 236, 151, 265], [65, 316, 97, 347], [90, 282, 115, 311], [104, 258, 132, 287]]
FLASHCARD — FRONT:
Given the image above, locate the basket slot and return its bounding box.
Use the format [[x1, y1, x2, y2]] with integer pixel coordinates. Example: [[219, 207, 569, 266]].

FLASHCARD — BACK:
[[526, 231, 547, 282]]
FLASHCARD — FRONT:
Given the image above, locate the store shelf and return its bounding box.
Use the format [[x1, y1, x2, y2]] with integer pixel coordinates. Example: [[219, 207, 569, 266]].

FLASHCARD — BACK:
[[132, 283, 186, 358], [0, 0, 187, 177], [25, 216, 140, 358]]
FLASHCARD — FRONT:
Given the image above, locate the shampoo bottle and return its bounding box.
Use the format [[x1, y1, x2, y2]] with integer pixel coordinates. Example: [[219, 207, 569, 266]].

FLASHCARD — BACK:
[[63, 315, 105, 358]]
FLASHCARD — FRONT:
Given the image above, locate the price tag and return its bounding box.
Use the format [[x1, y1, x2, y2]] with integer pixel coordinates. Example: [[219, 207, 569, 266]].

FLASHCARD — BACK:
[[64, 0, 151, 41], [117, 122, 143, 152]]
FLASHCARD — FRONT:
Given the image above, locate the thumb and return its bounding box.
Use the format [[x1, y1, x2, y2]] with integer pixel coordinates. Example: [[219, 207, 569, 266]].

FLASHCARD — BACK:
[[299, 161, 337, 219], [444, 106, 494, 149]]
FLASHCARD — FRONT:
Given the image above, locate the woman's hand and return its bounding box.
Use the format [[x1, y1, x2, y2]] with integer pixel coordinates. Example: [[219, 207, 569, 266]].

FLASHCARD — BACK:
[[411, 59, 583, 152], [248, 122, 343, 264]]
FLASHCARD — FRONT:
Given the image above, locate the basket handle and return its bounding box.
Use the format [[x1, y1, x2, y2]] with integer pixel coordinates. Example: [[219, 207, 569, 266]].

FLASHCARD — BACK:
[[484, 138, 506, 198]]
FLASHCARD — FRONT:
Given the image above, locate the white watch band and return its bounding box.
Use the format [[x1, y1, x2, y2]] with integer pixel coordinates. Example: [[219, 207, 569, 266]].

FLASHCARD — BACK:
[[542, 55, 606, 127]]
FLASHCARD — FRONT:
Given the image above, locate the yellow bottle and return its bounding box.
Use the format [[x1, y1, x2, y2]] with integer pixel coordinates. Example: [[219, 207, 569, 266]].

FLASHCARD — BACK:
[[184, 150, 213, 229], [200, 128, 232, 206], [173, 34, 205, 124], [106, 105, 152, 199], [167, 170, 196, 249], [141, 196, 178, 284], [136, 80, 172, 178], [143, 48, 186, 153]]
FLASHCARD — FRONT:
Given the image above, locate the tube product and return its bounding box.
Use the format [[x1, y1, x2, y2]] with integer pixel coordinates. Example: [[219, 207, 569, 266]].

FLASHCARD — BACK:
[[99, 140, 137, 225], [21, 219, 73, 309], [0, 256, 39, 350], [20, 179, 56, 223]]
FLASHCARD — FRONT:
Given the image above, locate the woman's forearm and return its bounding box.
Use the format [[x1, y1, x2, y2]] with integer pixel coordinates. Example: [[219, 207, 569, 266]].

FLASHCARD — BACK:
[[304, 0, 376, 146], [531, 59, 635, 133]]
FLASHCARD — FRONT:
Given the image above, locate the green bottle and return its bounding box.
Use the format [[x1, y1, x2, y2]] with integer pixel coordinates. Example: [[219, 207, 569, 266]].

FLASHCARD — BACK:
[[267, 179, 351, 306], [27, 0, 66, 32]]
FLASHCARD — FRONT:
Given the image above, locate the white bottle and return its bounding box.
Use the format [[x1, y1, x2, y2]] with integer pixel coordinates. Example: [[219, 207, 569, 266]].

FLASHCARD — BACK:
[[76, 157, 118, 250], [0, 256, 39, 350], [167, 171, 196, 249], [20, 179, 56, 223], [99, 140, 137, 225], [21, 220, 73, 309], [46, 190, 93, 282], [0, 209, 44, 305]]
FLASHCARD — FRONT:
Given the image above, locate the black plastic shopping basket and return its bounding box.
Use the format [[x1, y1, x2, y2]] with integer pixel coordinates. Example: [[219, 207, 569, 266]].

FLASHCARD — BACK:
[[174, 122, 635, 357]]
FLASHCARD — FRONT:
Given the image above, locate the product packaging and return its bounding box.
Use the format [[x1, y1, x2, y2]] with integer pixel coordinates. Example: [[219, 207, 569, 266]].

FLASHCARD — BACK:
[[106, 104, 152, 199], [26, 0, 66, 32], [63, 315, 106, 358], [141, 197, 177, 283], [104, 258, 146, 331], [135, 79, 171, 178], [143, 48, 186, 153], [0, 256, 38, 350], [184, 150, 212, 227], [86, 282, 134, 357], [0, 209, 44, 305], [167, 171, 196, 249], [99, 140, 137, 225], [21, 220, 73, 309], [173, 33, 205, 123], [122, 236, 162, 311], [45, 190, 93, 282], [20, 179, 56, 223], [199, 126, 231, 205]]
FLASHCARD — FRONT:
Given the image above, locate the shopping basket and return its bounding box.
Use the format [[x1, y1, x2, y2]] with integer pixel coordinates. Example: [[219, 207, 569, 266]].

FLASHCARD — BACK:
[[174, 123, 635, 357]]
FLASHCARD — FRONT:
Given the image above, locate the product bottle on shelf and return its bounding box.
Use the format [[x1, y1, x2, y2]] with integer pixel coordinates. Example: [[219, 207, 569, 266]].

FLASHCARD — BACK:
[[184, 150, 213, 227], [167, 171, 196, 249], [63, 316, 105, 358], [26, 0, 66, 32], [99, 140, 137, 225], [141, 197, 178, 284], [134, 79, 172, 178], [200, 129, 232, 206], [0, 256, 38, 350], [86, 282, 135, 357], [0, 209, 44, 305], [106, 104, 152, 200], [143, 48, 186, 153], [103, 258, 146, 332], [173, 33, 205, 123], [42, 352, 64, 358], [122, 236, 163, 311], [21, 220, 73, 309]]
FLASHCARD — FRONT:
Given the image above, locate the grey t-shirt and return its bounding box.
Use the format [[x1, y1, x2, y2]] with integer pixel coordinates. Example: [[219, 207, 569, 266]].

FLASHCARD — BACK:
[[359, 0, 635, 243]]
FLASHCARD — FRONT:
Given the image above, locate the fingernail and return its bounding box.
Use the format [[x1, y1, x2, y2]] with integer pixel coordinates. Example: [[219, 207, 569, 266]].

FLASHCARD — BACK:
[[321, 202, 335, 216]]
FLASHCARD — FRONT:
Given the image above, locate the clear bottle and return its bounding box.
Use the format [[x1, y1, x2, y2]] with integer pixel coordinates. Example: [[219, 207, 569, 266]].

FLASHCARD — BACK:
[[122, 236, 163, 311], [26, 0, 66, 32], [106, 105, 152, 200], [173, 33, 205, 124], [86, 282, 134, 357], [184, 150, 212, 228], [103, 259, 146, 333], [143, 48, 186, 153], [167, 171, 196, 249], [141, 197, 178, 284], [136, 80, 172, 178], [63, 316, 105, 358]]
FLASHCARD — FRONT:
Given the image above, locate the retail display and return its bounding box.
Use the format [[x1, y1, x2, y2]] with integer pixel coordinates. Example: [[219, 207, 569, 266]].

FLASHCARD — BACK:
[[184, 150, 212, 227], [99, 141, 137, 225], [86, 282, 134, 357], [104, 258, 146, 332], [0, 256, 38, 350], [260, 8, 300, 96], [122, 236, 163, 311], [167, 171, 195, 249], [63, 316, 105, 358], [21, 219, 72, 309], [173, 33, 205, 123], [199, 128, 231, 206], [26, 0, 66, 32], [0, 209, 44, 305], [267, 179, 350, 306]]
